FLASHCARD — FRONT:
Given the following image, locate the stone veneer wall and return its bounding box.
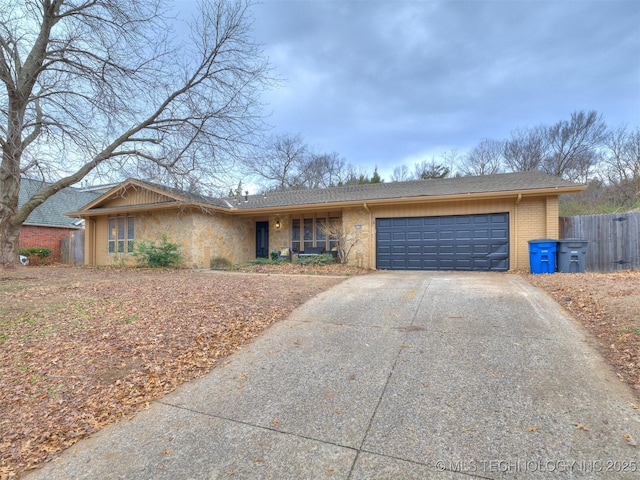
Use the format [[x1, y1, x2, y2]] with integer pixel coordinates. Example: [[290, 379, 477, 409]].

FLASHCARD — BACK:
[[190, 211, 254, 268], [341, 207, 372, 268], [268, 215, 291, 254], [95, 208, 255, 268]]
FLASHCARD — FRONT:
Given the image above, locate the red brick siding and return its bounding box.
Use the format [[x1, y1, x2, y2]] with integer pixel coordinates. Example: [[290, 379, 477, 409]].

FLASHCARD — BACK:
[[18, 226, 73, 263]]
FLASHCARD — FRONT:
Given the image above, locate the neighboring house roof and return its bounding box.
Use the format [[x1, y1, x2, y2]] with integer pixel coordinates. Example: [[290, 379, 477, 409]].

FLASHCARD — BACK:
[[19, 178, 102, 228], [69, 171, 586, 217]]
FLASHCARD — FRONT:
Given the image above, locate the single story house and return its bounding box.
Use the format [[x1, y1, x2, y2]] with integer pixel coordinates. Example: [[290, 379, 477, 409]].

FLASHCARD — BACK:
[[67, 171, 585, 271], [18, 178, 101, 263]]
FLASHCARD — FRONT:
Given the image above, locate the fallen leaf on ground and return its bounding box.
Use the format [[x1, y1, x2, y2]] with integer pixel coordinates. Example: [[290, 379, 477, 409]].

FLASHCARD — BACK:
[[0, 266, 348, 477], [623, 433, 637, 446]]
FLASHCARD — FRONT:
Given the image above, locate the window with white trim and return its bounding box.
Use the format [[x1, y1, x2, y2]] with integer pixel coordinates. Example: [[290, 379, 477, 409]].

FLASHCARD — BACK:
[[108, 216, 134, 253]]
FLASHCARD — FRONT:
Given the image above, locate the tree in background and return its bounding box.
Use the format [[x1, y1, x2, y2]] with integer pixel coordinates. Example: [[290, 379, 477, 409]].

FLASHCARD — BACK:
[[601, 126, 640, 208], [502, 126, 547, 173], [244, 133, 308, 190], [370, 166, 383, 184], [459, 139, 503, 176], [414, 159, 450, 179], [390, 164, 411, 182], [247, 134, 385, 190], [0, 0, 272, 265], [542, 110, 607, 181], [297, 152, 347, 189]]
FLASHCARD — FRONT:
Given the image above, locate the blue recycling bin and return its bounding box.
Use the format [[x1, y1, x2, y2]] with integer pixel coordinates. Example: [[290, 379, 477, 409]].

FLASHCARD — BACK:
[[528, 239, 558, 274]]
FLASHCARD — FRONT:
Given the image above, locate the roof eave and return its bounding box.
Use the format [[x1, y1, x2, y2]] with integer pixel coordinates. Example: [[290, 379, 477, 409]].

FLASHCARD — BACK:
[[77, 178, 191, 212], [231, 185, 587, 214], [22, 222, 84, 229], [66, 200, 234, 217], [67, 184, 586, 217]]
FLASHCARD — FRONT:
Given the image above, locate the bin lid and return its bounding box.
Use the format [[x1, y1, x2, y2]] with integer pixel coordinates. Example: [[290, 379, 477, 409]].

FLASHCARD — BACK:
[[558, 238, 588, 243], [528, 238, 558, 244]]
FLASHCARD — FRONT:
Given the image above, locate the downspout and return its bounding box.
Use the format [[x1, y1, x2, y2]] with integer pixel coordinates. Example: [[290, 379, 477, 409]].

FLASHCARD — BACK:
[[514, 194, 521, 270], [363, 202, 372, 269], [87, 218, 95, 265]]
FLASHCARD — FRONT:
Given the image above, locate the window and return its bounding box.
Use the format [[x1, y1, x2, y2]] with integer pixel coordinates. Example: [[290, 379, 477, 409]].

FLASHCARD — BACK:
[[328, 216, 340, 251], [109, 216, 134, 253], [292, 219, 301, 253], [303, 218, 313, 251], [290, 214, 340, 253]]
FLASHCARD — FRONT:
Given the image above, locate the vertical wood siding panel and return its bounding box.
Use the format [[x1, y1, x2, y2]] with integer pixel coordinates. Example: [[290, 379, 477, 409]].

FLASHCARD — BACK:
[[559, 212, 640, 272]]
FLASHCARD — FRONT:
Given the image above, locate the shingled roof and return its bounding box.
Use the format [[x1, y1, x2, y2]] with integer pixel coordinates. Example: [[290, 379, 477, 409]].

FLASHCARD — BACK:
[[73, 171, 584, 216], [223, 171, 583, 210], [19, 178, 101, 227]]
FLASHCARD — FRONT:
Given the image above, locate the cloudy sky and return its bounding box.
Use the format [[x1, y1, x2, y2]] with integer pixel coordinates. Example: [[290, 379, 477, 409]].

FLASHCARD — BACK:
[[239, 0, 640, 179]]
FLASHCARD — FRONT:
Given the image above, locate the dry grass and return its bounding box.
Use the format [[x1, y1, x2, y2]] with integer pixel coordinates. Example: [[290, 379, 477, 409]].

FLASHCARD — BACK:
[[0, 265, 352, 478]]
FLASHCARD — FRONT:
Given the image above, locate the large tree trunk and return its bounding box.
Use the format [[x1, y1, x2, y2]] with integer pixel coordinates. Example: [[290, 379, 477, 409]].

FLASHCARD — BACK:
[[0, 217, 21, 266], [0, 157, 22, 266]]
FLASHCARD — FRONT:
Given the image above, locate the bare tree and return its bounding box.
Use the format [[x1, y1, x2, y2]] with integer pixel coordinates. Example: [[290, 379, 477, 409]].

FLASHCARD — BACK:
[[390, 164, 411, 182], [601, 125, 640, 207], [320, 220, 360, 265], [503, 126, 547, 172], [440, 148, 462, 177], [542, 110, 607, 180], [413, 159, 450, 179], [245, 133, 308, 190], [460, 139, 503, 176], [0, 0, 273, 265], [297, 152, 347, 188]]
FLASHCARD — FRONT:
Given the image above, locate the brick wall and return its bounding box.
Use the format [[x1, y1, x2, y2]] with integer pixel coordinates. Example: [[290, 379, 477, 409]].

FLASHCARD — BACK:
[[18, 225, 73, 263]]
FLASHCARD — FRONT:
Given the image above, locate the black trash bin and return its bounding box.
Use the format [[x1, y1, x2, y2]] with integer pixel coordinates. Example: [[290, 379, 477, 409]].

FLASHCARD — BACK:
[[557, 238, 588, 273]]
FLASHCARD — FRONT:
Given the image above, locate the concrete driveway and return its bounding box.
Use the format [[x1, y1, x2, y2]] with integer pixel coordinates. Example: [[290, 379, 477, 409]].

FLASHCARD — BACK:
[[26, 272, 640, 479]]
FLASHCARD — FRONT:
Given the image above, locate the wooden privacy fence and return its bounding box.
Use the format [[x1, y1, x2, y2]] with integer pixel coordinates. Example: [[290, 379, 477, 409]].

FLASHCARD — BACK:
[[559, 211, 640, 272], [60, 229, 85, 264]]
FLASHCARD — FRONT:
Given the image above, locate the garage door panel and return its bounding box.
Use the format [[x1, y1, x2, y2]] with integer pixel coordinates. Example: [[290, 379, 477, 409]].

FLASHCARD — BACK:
[[392, 218, 409, 227], [472, 244, 490, 255], [378, 232, 392, 242], [376, 213, 509, 272], [422, 234, 438, 243], [491, 229, 508, 240], [472, 229, 489, 240]]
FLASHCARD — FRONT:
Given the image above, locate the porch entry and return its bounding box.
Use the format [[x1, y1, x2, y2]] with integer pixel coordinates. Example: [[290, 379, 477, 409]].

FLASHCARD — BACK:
[[256, 221, 269, 258]]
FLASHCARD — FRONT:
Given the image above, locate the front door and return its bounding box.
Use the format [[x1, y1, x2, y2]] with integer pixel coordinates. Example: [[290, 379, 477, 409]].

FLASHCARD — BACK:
[[256, 221, 269, 258]]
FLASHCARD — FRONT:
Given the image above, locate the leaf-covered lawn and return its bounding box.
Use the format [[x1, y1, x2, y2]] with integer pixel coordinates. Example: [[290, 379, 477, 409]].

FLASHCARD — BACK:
[[0, 266, 350, 478]]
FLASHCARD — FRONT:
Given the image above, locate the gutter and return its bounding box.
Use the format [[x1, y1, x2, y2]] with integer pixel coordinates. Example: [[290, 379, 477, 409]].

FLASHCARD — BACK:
[[22, 222, 84, 229], [229, 185, 586, 215]]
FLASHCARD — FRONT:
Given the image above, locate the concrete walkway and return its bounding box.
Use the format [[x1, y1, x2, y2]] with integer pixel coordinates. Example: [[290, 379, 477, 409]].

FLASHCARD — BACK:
[[26, 272, 640, 479]]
